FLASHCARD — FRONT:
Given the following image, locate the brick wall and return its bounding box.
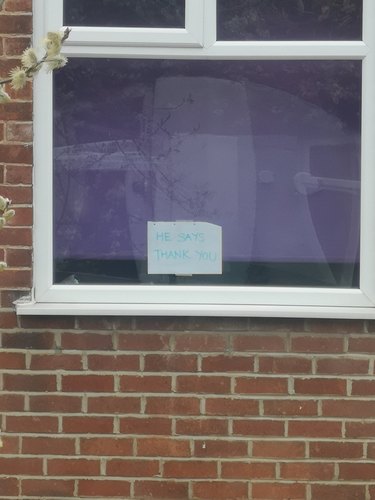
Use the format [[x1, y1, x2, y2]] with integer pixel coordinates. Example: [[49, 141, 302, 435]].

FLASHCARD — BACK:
[[2, 319, 375, 500], [2, 1, 375, 499]]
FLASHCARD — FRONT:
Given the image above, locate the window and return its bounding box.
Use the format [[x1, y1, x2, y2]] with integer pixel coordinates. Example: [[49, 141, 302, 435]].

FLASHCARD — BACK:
[[20, 0, 375, 317]]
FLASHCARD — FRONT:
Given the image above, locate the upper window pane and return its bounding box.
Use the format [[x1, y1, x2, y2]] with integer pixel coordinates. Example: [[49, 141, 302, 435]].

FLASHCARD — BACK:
[[217, 0, 363, 41], [63, 0, 185, 28]]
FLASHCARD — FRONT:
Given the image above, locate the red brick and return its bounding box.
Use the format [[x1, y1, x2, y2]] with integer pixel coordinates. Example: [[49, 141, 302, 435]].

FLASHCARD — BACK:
[[4, 0, 32, 12], [291, 335, 344, 353], [366, 443, 375, 459], [258, 356, 312, 374], [135, 316, 191, 331], [3, 35, 30, 54], [188, 317, 248, 331], [120, 417, 172, 435], [6, 122, 32, 142], [205, 398, 259, 416], [351, 379, 375, 395], [252, 482, 306, 500], [0, 144, 32, 163], [0, 457, 42, 475], [61, 332, 113, 350], [177, 375, 230, 394], [117, 332, 170, 351], [0, 15, 31, 33], [7, 207, 32, 226], [0, 310, 17, 327], [306, 319, 364, 333], [63, 416, 114, 434], [164, 460, 217, 479], [263, 399, 318, 416], [221, 462, 275, 479], [3, 374, 56, 392], [1, 331, 54, 349], [235, 377, 288, 394], [0, 436, 19, 454], [0, 268, 30, 286], [310, 441, 363, 459], [47, 458, 100, 476], [120, 375, 171, 393], [311, 484, 366, 500], [294, 377, 347, 395], [175, 418, 228, 436], [30, 394, 82, 413], [76, 316, 124, 330], [134, 480, 188, 499], [174, 333, 229, 352], [80, 437, 133, 457], [233, 334, 285, 352], [30, 354, 83, 371], [316, 357, 369, 374], [288, 420, 342, 438], [78, 479, 131, 498], [19, 316, 74, 329], [0, 103, 32, 121], [1, 289, 29, 308], [322, 400, 375, 418], [106, 459, 159, 477], [0, 394, 24, 411], [146, 396, 200, 415], [137, 438, 190, 457], [144, 354, 197, 372], [252, 440, 305, 459], [0, 477, 18, 496], [233, 419, 284, 437], [346, 422, 375, 438], [201, 354, 254, 372], [6, 247, 32, 267], [194, 440, 248, 458], [21, 479, 74, 497], [87, 354, 139, 371], [280, 462, 334, 480], [22, 437, 75, 456], [62, 375, 114, 392], [339, 462, 375, 480], [6, 415, 58, 433], [193, 481, 248, 499], [87, 396, 141, 414], [0, 351, 25, 369]]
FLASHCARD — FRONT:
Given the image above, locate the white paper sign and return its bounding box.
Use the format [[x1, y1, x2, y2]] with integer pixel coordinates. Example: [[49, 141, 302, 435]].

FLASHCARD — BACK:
[[147, 221, 222, 275]]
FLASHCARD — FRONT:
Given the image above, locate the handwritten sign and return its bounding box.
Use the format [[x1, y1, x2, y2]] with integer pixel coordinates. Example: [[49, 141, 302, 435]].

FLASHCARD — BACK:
[[147, 221, 222, 275]]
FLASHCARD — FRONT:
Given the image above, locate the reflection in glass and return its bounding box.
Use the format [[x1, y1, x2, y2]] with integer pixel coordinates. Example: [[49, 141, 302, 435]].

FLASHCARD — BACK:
[[217, 0, 362, 40], [63, 0, 185, 28], [53, 58, 361, 287]]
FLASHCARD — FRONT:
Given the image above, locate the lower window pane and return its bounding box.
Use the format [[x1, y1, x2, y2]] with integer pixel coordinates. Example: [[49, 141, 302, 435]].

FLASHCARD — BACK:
[[53, 58, 361, 287]]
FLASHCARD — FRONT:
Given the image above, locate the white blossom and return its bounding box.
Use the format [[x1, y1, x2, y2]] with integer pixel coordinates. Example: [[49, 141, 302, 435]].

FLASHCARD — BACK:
[[21, 47, 39, 71], [9, 66, 28, 90]]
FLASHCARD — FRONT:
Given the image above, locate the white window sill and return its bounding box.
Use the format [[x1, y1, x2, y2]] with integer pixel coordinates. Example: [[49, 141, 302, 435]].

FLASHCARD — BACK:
[[15, 300, 375, 319]]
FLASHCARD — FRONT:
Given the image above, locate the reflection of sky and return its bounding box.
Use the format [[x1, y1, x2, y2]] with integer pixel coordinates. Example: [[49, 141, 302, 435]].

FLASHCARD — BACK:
[[54, 60, 360, 264]]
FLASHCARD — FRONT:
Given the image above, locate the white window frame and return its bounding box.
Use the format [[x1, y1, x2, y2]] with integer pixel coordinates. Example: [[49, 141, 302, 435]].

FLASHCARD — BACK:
[[18, 0, 375, 318]]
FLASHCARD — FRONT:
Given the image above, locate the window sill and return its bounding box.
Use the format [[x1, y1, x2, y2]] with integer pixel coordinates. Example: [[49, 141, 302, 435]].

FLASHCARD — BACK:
[[15, 300, 375, 319]]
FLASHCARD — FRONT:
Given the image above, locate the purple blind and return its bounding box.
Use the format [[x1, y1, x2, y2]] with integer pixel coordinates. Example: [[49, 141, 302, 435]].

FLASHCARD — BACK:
[[63, 0, 185, 28], [53, 58, 361, 286], [217, 0, 363, 41]]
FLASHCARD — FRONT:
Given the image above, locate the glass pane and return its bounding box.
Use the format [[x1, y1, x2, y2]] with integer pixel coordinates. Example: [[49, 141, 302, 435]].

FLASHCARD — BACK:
[[217, 0, 362, 41], [64, 0, 185, 28], [53, 58, 361, 287]]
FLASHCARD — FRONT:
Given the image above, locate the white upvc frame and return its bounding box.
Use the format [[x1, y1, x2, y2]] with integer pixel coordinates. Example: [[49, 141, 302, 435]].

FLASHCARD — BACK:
[[18, 0, 375, 318]]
